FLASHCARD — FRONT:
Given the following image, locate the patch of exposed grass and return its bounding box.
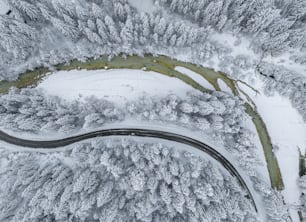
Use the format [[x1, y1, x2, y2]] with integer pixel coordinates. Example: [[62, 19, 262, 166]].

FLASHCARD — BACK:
[[0, 68, 49, 94], [245, 103, 284, 190]]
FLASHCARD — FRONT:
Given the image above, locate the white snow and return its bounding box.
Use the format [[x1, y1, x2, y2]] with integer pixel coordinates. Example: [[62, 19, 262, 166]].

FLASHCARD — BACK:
[[38, 69, 195, 105], [238, 80, 306, 222], [0, 153, 8, 173], [211, 32, 306, 76], [210, 32, 258, 58], [127, 0, 156, 14], [175, 66, 215, 90], [0, 0, 9, 15], [263, 50, 306, 76], [171, 32, 259, 76], [217, 78, 233, 95]]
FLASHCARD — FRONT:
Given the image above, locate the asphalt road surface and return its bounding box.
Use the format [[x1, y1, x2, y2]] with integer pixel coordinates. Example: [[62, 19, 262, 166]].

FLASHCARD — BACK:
[[0, 128, 258, 212]]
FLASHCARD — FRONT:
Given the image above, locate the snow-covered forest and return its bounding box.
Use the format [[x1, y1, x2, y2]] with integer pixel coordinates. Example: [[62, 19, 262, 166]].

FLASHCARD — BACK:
[[0, 0, 305, 80], [0, 88, 243, 135], [0, 87, 289, 221], [0, 88, 255, 174], [1, 0, 306, 221], [0, 138, 258, 221], [158, 0, 306, 54], [1, 0, 305, 126], [299, 175, 306, 219]]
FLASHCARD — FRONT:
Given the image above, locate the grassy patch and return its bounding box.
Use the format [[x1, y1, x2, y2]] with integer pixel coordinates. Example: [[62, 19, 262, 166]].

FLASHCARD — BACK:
[[245, 103, 284, 190], [0, 67, 49, 94]]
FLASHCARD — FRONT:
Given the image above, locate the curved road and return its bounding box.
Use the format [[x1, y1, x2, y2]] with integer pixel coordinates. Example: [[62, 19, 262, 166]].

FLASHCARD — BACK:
[[0, 128, 257, 212]]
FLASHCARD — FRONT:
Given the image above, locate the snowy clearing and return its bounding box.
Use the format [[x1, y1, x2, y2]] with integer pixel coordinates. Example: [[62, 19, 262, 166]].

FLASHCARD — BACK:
[[175, 66, 215, 90], [238, 80, 306, 222], [127, 0, 156, 14], [38, 69, 194, 105]]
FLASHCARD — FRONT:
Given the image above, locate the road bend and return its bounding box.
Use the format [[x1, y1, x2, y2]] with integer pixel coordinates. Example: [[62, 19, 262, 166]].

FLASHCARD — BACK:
[[0, 128, 258, 212]]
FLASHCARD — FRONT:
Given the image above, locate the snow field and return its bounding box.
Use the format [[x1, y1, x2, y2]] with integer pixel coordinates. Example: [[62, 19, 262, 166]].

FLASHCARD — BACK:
[[38, 69, 194, 105], [175, 66, 215, 90]]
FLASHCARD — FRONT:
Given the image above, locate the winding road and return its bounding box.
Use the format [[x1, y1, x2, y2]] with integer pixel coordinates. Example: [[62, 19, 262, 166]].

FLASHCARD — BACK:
[[0, 128, 258, 212]]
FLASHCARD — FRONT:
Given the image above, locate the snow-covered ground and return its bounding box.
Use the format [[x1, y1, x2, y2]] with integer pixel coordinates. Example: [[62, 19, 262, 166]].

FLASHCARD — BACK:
[[174, 66, 215, 90], [211, 32, 306, 78], [210, 32, 259, 59], [38, 69, 194, 105], [0, 0, 9, 15], [1, 1, 305, 220], [263, 51, 306, 75], [238, 80, 306, 222], [127, 0, 156, 14], [217, 78, 233, 95]]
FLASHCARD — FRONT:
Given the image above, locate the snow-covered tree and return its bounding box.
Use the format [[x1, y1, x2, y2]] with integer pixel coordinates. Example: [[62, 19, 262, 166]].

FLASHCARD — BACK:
[[0, 138, 260, 221]]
